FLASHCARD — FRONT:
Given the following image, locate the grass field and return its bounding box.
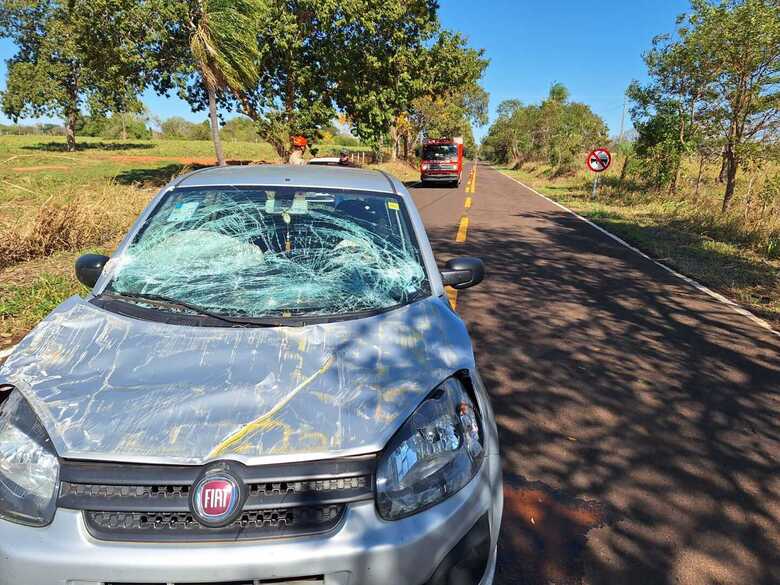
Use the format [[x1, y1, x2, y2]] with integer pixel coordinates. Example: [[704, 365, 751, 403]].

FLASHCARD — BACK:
[[498, 157, 780, 329], [0, 135, 418, 350]]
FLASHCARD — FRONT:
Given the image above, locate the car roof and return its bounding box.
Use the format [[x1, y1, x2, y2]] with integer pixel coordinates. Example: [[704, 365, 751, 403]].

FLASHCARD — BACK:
[[175, 164, 395, 194]]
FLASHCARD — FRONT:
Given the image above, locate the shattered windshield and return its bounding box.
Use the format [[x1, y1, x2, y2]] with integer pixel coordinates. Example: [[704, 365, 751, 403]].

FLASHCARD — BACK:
[[107, 186, 430, 321], [422, 145, 457, 161]]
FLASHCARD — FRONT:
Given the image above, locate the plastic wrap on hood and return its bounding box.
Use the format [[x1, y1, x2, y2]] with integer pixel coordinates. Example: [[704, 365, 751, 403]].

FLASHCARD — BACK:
[[0, 296, 474, 465]]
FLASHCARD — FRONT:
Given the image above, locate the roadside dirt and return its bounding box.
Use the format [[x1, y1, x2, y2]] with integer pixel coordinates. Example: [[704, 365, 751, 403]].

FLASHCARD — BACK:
[[104, 154, 217, 165], [11, 165, 71, 172]]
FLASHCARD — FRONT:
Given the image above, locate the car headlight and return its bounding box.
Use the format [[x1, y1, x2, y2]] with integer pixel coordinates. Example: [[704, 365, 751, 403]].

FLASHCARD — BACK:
[[0, 390, 59, 526], [376, 376, 484, 520], [422, 163, 430, 170]]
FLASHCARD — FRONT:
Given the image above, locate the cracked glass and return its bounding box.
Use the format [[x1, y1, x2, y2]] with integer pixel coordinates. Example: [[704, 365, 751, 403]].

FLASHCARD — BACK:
[[107, 186, 429, 320]]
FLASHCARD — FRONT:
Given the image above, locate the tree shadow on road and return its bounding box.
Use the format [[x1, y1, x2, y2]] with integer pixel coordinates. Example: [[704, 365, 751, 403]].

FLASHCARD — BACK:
[[425, 208, 780, 585]]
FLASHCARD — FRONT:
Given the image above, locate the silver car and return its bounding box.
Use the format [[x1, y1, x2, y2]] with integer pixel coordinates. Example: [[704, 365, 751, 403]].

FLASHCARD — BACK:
[[0, 165, 503, 585]]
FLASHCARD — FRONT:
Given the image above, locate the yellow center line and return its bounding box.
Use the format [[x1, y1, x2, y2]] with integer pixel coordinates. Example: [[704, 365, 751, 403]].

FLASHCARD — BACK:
[[446, 287, 458, 309], [456, 215, 469, 242], [465, 164, 477, 193], [448, 162, 478, 311]]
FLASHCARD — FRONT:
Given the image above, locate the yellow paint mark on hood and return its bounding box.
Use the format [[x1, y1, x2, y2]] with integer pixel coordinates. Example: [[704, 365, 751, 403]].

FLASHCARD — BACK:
[[208, 354, 336, 458]]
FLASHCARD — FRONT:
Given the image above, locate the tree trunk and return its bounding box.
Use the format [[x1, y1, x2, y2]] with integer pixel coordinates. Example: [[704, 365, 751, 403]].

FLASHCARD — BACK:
[[718, 148, 728, 184], [121, 112, 127, 140], [207, 85, 226, 166], [668, 159, 681, 196], [721, 145, 738, 213], [618, 153, 631, 188], [694, 155, 705, 196], [388, 125, 398, 161], [402, 135, 409, 160], [65, 109, 78, 152]]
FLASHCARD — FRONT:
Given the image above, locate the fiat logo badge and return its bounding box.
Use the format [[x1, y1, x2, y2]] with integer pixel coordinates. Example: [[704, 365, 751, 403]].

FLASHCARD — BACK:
[[191, 473, 241, 527]]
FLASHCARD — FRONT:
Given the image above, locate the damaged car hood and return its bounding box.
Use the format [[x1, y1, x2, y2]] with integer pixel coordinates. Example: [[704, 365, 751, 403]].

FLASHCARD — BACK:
[[0, 295, 473, 465]]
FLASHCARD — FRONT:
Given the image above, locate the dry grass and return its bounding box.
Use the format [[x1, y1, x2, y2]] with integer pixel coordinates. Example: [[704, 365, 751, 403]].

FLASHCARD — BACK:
[[369, 160, 420, 185], [0, 183, 155, 269], [513, 155, 780, 260], [0, 182, 151, 348]]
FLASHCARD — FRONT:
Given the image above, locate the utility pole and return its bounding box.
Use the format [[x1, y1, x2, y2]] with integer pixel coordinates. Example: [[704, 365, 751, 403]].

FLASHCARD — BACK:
[[618, 94, 627, 145]]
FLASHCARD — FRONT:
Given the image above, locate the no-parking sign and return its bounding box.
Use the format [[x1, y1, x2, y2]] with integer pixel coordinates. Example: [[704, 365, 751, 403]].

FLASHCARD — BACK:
[[587, 148, 611, 173]]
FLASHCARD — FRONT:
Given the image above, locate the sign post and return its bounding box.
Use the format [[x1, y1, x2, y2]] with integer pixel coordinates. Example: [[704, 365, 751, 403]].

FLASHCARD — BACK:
[[586, 148, 611, 198]]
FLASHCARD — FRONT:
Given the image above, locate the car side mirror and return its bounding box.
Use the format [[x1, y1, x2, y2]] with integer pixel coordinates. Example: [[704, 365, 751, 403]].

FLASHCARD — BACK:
[[440, 257, 485, 290], [75, 254, 110, 288]]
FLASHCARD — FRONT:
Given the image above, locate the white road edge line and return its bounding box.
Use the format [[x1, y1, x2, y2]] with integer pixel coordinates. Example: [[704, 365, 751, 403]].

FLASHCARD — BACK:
[[496, 168, 780, 339]]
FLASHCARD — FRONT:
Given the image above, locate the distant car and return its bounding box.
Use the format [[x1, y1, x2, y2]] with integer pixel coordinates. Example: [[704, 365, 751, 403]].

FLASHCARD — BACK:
[[0, 164, 503, 585], [308, 156, 342, 165]]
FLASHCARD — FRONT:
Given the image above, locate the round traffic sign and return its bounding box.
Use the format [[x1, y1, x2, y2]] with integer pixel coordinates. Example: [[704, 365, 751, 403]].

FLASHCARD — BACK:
[[587, 148, 611, 173]]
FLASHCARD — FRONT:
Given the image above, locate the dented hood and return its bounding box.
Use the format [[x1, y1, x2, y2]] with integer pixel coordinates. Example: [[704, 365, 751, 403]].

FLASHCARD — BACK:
[[0, 295, 473, 465]]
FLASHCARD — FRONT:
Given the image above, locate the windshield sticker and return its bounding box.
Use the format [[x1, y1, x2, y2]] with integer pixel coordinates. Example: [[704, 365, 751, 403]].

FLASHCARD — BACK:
[[167, 201, 200, 223], [387, 201, 400, 211]]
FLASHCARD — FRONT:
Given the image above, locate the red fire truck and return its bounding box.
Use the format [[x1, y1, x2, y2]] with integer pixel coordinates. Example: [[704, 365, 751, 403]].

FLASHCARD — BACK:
[[420, 137, 464, 186]]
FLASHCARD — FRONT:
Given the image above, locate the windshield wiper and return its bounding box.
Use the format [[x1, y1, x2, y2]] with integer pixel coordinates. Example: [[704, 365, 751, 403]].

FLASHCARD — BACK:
[[99, 291, 278, 327]]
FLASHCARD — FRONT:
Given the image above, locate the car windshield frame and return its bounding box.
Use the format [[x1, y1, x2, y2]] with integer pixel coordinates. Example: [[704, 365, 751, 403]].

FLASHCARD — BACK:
[[99, 184, 432, 326]]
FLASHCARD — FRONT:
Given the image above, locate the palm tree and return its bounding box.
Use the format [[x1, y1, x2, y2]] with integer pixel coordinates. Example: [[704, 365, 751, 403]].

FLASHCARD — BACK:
[[548, 82, 570, 104], [189, 0, 263, 165]]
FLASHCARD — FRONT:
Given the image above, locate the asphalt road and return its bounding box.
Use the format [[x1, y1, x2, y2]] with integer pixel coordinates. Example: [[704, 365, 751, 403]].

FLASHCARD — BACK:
[[409, 163, 780, 585]]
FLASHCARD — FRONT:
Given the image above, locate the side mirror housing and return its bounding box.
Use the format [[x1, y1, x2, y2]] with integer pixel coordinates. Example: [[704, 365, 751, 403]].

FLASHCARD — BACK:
[[75, 254, 110, 288], [440, 257, 485, 290]]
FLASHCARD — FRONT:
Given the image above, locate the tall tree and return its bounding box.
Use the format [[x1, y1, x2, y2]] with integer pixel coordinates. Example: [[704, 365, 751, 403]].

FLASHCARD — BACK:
[[630, 0, 780, 211], [403, 30, 489, 158], [77, 0, 264, 165], [482, 84, 607, 175], [188, 0, 264, 165], [238, 1, 441, 160], [78, 0, 485, 163], [0, 0, 141, 151]]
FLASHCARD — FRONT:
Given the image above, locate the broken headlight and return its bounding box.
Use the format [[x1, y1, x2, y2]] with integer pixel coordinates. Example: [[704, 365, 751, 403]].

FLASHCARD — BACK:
[[376, 377, 484, 520], [0, 390, 59, 526]]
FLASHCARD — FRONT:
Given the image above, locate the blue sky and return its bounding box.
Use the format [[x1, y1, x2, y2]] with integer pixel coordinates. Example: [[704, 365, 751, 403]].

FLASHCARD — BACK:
[[0, 0, 690, 140]]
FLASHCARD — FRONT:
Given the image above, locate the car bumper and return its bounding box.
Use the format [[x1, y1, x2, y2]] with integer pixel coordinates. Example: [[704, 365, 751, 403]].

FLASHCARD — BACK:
[[0, 454, 502, 585], [421, 172, 460, 182]]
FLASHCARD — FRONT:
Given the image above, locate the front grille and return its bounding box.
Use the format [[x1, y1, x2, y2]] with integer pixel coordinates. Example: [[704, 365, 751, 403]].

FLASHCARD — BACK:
[[249, 476, 368, 496], [86, 505, 343, 542], [60, 475, 369, 512], [59, 456, 374, 542], [61, 482, 191, 503], [106, 579, 323, 585]]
